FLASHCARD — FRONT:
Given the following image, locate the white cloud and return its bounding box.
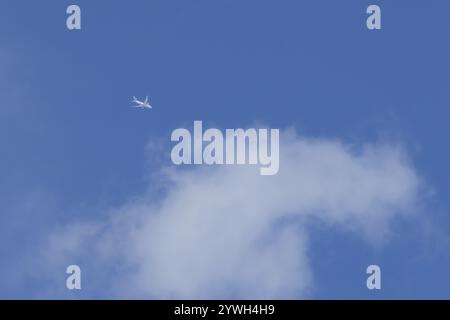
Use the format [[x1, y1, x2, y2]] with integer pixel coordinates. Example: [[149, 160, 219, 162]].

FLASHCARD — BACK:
[[44, 129, 421, 299]]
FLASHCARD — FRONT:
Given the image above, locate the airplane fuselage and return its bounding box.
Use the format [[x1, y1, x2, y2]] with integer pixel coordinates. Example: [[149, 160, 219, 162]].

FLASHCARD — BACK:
[[136, 104, 151, 109]]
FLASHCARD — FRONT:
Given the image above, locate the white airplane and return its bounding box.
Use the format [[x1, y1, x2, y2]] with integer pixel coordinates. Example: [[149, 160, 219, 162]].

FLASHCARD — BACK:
[[131, 96, 152, 109]]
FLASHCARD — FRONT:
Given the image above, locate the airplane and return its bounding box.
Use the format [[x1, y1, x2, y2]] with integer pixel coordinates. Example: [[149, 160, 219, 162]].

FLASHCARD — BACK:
[[131, 96, 152, 109]]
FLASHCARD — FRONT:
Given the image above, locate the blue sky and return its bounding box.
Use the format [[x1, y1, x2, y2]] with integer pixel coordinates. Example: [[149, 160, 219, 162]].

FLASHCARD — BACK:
[[1, 0, 450, 299]]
